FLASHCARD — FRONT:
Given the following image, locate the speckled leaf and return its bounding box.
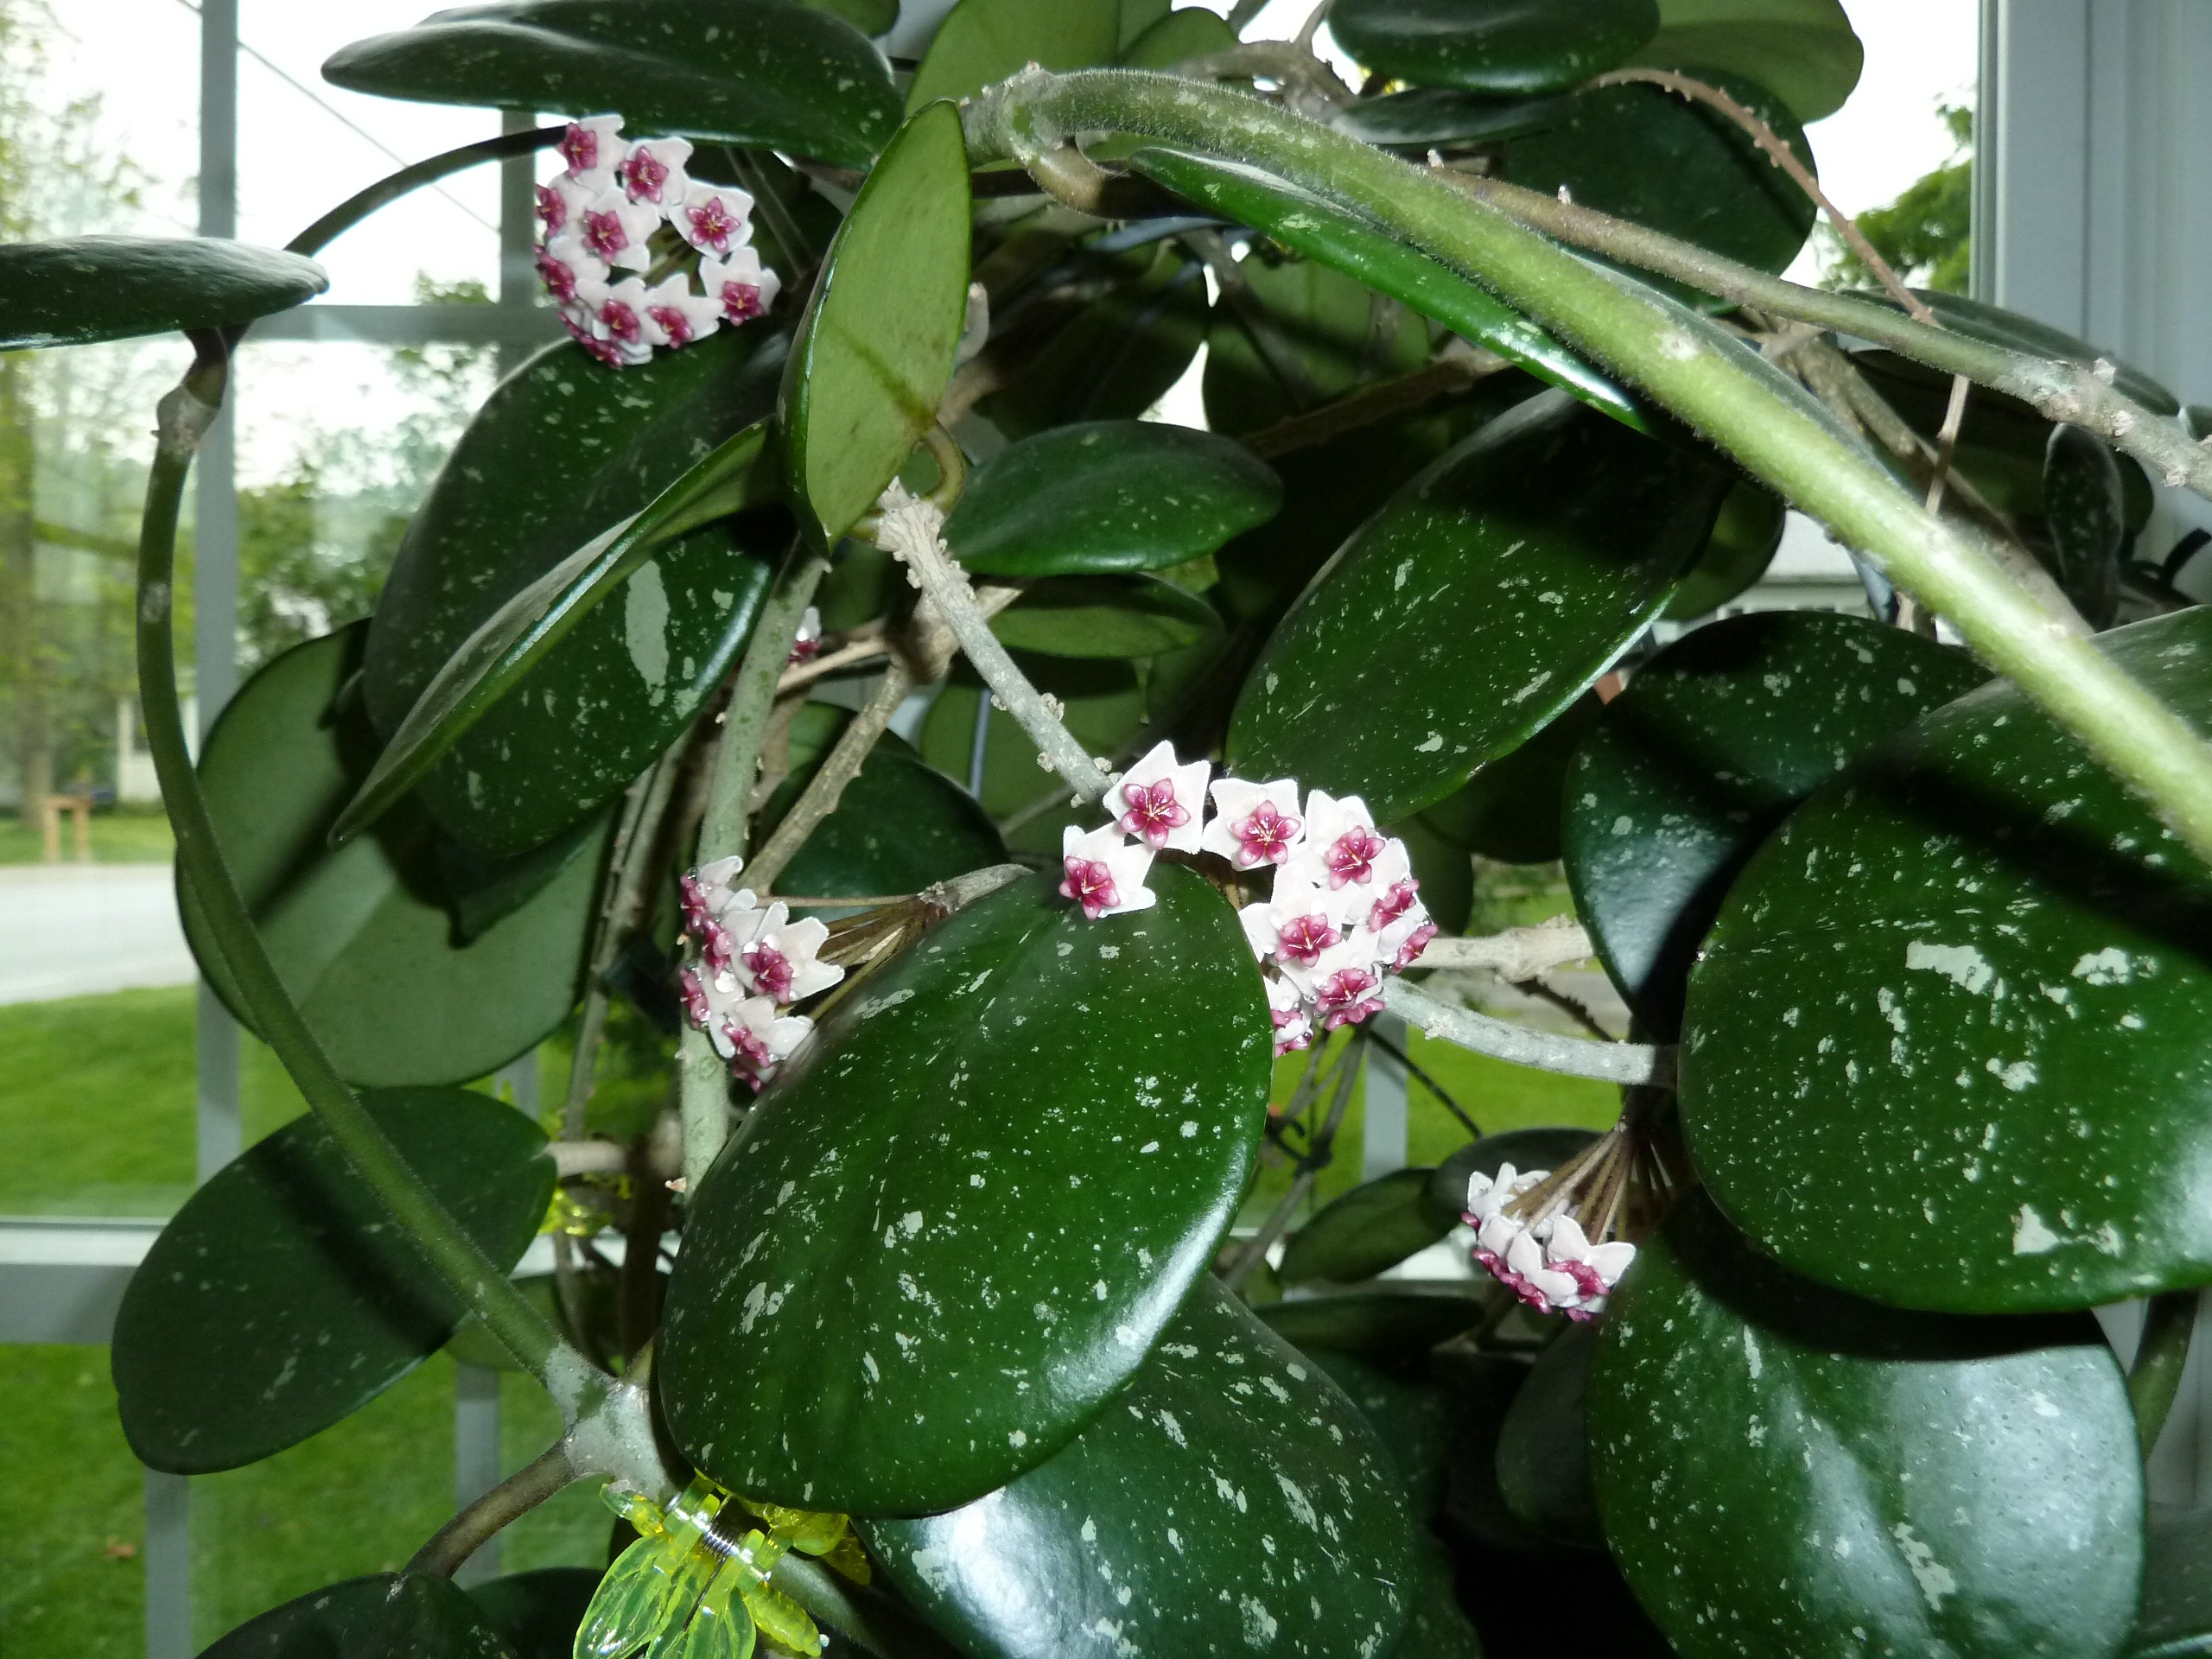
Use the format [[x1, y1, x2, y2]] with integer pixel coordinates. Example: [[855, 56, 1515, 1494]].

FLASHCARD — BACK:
[[658, 866, 1273, 1515], [758, 702, 1005, 901], [862, 1276, 1414, 1659], [1566, 611, 1983, 1037], [179, 626, 607, 1088], [114, 1090, 552, 1474], [1662, 478, 1786, 619], [1330, 0, 1658, 94], [1500, 69, 1818, 280], [467, 1568, 604, 1659], [1495, 1321, 1601, 1548], [783, 101, 971, 546], [364, 327, 787, 857], [944, 420, 1282, 578], [323, 0, 898, 168], [1229, 389, 1727, 823], [1427, 1127, 1599, 1231], [906, 0, 1119, 110], [1680, 605, 2212, 1313], [989, 572, 1224, 659], [1419, 691, 1603, 865], [1256, 1287, 1491, 1365], [1309, 1351, 1454, 1514], [2133, 1507, 2212, 1658], [2044, 424, 2125, 630], [1134, 148, 1647, 431], [1590, 1192, 2143, 1659], [1280, 1167, 1451, 1286], [202, 1573, 519, 1657], [1624, 0, 1862, 122], [0, 235, 325, 350]]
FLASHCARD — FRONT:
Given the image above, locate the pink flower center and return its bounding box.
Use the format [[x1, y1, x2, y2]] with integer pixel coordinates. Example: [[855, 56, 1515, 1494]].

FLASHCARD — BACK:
[[743, 943, 794, 1003], [557, 122, 600, 175], [563, 309, 628, 370], [1369, 879, 1419, 931], [1059, 856, 1119, 919], [620, 146, 671, 203], [580, 207, 631, 262], [1394, 921, 1437, 971], [534, 182, 568, 235], [599, 299, 642, 343], [1315, 967, 1382, 1030], [718, 280, 764, 324], [1117, 779, 1189, 848], [677, 967, 712, 1030], [678, 874, 714, 936], [1232, 801, 1300, 867], [1273, 913, 1338, 967], [786, 637, 822, 667], [534, 246, 579, 302], [646, 303, 696, 346], [686, 198, 737, 254], [1322, 827, 1386, 888]]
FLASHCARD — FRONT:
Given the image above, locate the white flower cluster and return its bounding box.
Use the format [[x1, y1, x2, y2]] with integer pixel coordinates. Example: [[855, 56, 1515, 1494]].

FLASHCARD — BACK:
[[1465, 1163, 1636, 1321], [533, 115, 783, 371], [1059, 742, 1436, 1055], [678, 855, 843, 1091]]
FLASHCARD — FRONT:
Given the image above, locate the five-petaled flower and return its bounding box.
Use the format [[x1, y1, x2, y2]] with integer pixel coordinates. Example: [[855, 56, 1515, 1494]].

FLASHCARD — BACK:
[[1202, 778, 1304, 869], [577, 193, 661, 270], [617, 137, 693, 208], [677, 182, 755, 257], [557, 115, 626, 192], [700, 248, 781, 324], [640, 273, 722, 348], [1059, 825, 1156, 920], [1106, 741, 1211, 853], [1464, 1163, 1635, 1321]]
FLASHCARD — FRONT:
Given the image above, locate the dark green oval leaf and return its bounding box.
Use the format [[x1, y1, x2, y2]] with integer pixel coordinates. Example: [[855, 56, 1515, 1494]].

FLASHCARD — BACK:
[[1662, 477, 1786, 619], [1624, 0, 1863, 122], [1419, 690, 1602, 865], [1331, 86, 1573, 148], [2134, 1507, 2212, 1659], [944, 419, 1282, 578], [1133, 147, 1648, 431], [989, 571, 1224, 659], [1330, 0, 1659, 95], [1230, 389, 1727, 823], [1590, 1192, 2143, 1659], [323, 0, 899, 169], [810, 0, 896, 32], [0, 235, 326, 351], [1681, 605, 2212, 1313], [907, 0, 1120, 110], [862, 1276, 1414, 1659], [1280, 1166, 1450, 1286], [1902, 289, 2178, 416], [467, 1568, 604, 1659], [364, 327, 787, 856], [336, 420, 777, 849], [203, 1573, 519, 1658], [783, 100, 971, 546], [2044, 423, 2125, 630], [115, 1089, 552, 1473], [181, 626, 607, 1088], [660, 866, 1274, 1515], [1119, 4, 1235, 67], [1565, 611, 1984, 1036], [1202, 253, 1433, 439], [1501, 69, 1819, 279], [1256, 1286, 1491, 1365], [1495, 1320, 1601, 1548], [1427, 1126, 1599, 1231]]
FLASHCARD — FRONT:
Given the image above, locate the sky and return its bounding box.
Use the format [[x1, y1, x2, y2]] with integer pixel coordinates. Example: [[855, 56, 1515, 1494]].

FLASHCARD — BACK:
[[35, 0, 1981, 487]]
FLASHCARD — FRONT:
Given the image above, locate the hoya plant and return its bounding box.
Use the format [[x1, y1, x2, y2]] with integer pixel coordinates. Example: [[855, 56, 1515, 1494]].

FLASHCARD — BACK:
[[18, 0, 2212, 1653]]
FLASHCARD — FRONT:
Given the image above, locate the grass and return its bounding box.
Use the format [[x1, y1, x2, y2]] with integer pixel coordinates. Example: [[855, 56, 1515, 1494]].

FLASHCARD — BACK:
[[0, 806, 175, 866]]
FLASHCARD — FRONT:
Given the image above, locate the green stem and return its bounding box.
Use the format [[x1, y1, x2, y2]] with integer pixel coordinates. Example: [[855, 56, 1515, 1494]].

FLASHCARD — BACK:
[[407, 1442, 577, 1578], [136, 351, 601, 1417], [284, 125, 564, 259], [2131, 1290, 2197, 1459], [769, 1554, 967, 1659], [679, 550, 829, 1193], [966, 69, 2212, 866]]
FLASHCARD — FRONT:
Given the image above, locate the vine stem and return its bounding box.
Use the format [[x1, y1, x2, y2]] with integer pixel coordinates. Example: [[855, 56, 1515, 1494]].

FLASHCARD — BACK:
[[1384, 978, 1673, 1087], [135, 349, 607, 1422], [965, 69, 2212, 864], [282, 125, 563, 261], [2131, 1290, 2198, 1458], [406, 1443, 576, 1578]]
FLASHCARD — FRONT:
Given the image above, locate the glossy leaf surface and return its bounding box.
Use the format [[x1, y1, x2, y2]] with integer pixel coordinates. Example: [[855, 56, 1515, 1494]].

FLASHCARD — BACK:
[[115, 1089, 552, 1473], [1119, 4, 1235, 67], [1279, 1166, 1449, 1286], [467, 1569, 604, 1659], [1256, 1287, 1491, 1364], [363, 328, 786, 856], [323, 0, 899, 168], [907, 0, 1119, 110], [1135, 148, 1647, 430], [1230, 390, 1726, 823], [1590, 1193, 2142, 1659], [1565, 611, 1982, 1036], [1332, 86, 1571, 147], [1203, 252, 1431, 439], [1329, 0, 1659, 95], [944, 420, 1282, 578], [181, 626, 606, 1087], [2044, 423, 2125, 630], [1501, 70, 1819, 278], [783, 101, 971, 546], [1681, 606, 2212, 1312], [1662, 478, 1786, 619], [1905, 289, 2178, 415], [863, 1277, 1414, 1659], [1419, 690, 1602, 865], [0, 235, 325, 350], [660, 867, 1274, 1515], [1495, 1320, 1601, 1548], [988, 572, 1224, 659], [1625, 0, 1863, 121], [203, 1573, 518, 1657], [2133, 1507, 2212, 1659]]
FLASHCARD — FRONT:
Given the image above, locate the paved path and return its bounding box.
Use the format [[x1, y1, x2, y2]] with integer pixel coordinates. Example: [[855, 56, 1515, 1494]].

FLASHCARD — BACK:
[[0, 864, 196, 1006]]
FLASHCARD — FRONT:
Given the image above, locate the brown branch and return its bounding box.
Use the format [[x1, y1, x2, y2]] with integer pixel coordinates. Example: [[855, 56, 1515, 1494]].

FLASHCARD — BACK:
[[406, 1443, 575, 1579]]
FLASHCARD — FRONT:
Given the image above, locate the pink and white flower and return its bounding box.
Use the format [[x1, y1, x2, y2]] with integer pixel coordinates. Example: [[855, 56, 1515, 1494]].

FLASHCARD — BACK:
[[535, 235, 607, 306], [1105, 741, 1211, 854], [1202, 778, 1304, 870], [589, 275, 666, 350], [1287, 938, 1386, 1030], [1266, 976, 1313, 1056], [639, 272, 721, 349], [616, 136, 692, 209], [1237, 866, 1358, 967], [1059, 825, 1156, 921], [561, 302, 650, 369], [787, 607, 823, 667], [699, 247, 781, 324], [535, 175, 596, 241], [557, 116, 627, 193], [1291, 791, 1393, 892], [575, 190, 662, 271], [1538, 1214, 1636, 1312], [723, 902, 844, 1006], [675, 181, 755, 257], [1463, 1163, 1635, 1320]]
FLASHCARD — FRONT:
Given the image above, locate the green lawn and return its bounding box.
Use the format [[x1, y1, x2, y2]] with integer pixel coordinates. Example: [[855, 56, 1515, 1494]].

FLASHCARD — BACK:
[[0, 806, 175, 865]]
